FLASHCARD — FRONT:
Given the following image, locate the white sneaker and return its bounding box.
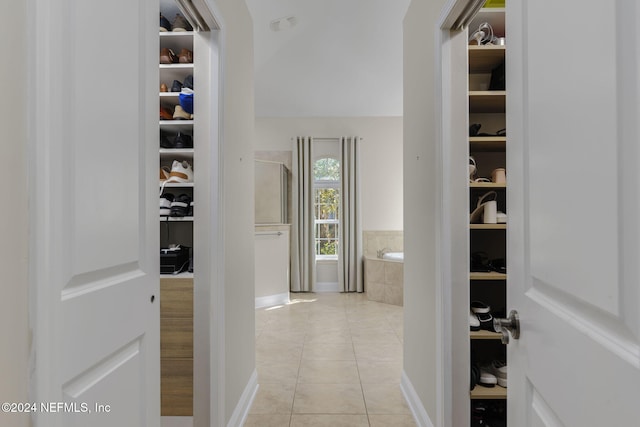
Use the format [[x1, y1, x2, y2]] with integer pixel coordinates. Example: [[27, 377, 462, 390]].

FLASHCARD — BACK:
[[479, 368, 497, 387], [485, 360, 507, 387], [469, 310, 480, 331], [166, 160, 193, 183], [160, 194, 172, 216]]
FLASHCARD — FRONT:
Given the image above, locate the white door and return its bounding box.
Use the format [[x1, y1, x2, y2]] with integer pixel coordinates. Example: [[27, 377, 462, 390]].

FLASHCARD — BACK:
[[30, 1, 159, 426], [506, 0, 640, 425]]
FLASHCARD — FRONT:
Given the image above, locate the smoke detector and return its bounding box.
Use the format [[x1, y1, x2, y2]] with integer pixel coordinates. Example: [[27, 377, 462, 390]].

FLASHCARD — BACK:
[[269, 15, 298, 31]]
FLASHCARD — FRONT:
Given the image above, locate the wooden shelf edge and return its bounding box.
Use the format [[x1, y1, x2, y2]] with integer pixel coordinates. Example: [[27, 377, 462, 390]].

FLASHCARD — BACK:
[[470, 224, 506, 230], [469, 90, 506, 96], [470, 330, 503, 340], [470, 272, 507, 280], [470, 384, 507, 399], [468, 45, 506, 51], [469, 183, 506, 188], [469, 136, 507, 142], [160, 272, 194, 280]]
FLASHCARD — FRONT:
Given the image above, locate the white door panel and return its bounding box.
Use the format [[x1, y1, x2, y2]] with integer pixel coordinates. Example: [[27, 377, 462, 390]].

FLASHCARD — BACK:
[[31, 0, 159, 425], [507, 0, 640, 425]]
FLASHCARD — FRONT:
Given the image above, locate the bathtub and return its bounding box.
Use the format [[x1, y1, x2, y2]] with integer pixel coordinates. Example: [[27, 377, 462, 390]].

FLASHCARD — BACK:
[[382, 252, 404, 261], [364, 255, 404, 306]]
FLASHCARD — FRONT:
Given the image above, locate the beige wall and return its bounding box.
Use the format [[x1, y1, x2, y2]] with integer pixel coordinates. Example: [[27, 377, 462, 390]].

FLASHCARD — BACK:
[[0, 0, 29, 426], [214, 0, 257, 423], [403, 0, 447, 424], [255, 117, 404, 231]]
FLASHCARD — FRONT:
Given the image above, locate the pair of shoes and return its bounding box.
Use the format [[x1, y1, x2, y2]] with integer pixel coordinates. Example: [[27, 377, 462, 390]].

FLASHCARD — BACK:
[[160, 131, 193, 149], [171, 13, 192, 32], [160, 160, 193, 185], [160, 105, 193, 121], [470, 191, 497, 224], [484, 360, 507, 388], [166, 160, 193, 183], [168, 193, 192, 217], [160, 48, 192, 64], [469, 123, 507, 137], [170, 75, 194, 92], [470, 252, 506, 274], [470, 301, 496, 332]]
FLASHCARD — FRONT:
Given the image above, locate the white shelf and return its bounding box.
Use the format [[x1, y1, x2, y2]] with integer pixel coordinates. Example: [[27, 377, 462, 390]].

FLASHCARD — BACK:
[[160, 271, 193, 279], [159, 31, 195, 38], [160, 148, 194, 155], [160, 182, 194, 188], [160, 92, 180, 98], [159, 63, 194, 70], [159, 121, 194, 133]]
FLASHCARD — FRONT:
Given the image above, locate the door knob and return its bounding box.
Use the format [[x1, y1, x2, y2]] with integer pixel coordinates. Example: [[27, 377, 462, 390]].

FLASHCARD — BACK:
[[493, 310, 520, 344]]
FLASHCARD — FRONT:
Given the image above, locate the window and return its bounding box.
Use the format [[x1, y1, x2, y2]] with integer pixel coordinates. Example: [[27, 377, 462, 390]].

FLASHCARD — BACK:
[[313, 158, 340, 259]]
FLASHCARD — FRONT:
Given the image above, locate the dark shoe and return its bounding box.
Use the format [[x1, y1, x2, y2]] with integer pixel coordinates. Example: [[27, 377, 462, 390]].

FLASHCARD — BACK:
[[171, 79, 183, 92], [188, 200, 194, 217], [170, 194, 192, 217], [160, 13, 172, 32], [160, 130, 174, 148], [173, 132, 193, 148], [178, 48, 193, 64], [160, 48, 177, 64], [183, 74, 193, 89], [172, 13, 192, 32]]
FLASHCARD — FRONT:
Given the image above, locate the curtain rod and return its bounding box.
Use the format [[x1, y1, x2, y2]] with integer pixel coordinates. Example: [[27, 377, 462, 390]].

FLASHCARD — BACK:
[[290, 137, 363, 141]]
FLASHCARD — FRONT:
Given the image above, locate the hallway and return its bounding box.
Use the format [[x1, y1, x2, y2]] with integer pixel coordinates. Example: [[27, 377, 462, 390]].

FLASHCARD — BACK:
[[245, 293, 416, 426]]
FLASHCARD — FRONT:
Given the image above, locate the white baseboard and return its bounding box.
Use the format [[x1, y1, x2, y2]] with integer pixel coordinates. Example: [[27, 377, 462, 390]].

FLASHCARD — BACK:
[[255, 292, 290, 309], [314, 282, 340, 292], [401, 370, 435, 427], [161, 416, 193, 427], [227, 369, 258, 427]]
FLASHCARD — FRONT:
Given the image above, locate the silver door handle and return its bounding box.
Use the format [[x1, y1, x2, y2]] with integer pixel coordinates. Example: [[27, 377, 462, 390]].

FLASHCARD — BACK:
[[493, 310, 520, 344]]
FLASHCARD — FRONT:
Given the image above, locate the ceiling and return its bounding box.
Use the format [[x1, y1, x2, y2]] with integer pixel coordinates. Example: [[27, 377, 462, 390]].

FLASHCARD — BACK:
[[245, 0, 411, 117]]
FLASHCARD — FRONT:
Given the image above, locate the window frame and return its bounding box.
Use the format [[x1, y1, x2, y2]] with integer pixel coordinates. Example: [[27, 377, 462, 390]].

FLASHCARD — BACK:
[[313, 158, 341, 260]]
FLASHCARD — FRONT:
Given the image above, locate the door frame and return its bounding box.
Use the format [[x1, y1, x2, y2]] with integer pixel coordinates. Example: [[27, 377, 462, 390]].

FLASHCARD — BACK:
[[435, 1, 488, 426]]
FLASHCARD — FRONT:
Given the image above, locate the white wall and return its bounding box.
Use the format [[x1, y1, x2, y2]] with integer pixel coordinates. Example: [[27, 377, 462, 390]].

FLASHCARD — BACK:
[[255, 117, 403, 231], [213, 0, 257, 423], [403, 0, 447, 425], [0, 1, 29, 426]]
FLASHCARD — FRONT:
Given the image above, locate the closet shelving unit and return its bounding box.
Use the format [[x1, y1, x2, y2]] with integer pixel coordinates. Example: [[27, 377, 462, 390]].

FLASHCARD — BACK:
[[468, 7, 508, 407], [159, 29, 195, 416]]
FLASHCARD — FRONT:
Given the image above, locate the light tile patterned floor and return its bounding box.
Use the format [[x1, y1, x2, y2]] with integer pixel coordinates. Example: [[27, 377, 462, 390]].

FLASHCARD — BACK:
[[246, 293, 416, 427]]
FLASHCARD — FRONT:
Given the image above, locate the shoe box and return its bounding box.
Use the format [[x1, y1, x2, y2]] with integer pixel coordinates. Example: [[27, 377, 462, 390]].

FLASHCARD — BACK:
[[160, 245, 190, 274]]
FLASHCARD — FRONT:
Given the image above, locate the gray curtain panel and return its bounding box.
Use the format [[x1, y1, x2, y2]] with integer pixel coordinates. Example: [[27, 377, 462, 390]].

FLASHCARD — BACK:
[[339, 136, 363, 292], [291, 136, 316, 292]]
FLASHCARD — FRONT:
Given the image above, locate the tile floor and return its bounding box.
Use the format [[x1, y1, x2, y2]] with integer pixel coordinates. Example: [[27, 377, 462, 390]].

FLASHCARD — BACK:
[[246, 293, 416, 427]]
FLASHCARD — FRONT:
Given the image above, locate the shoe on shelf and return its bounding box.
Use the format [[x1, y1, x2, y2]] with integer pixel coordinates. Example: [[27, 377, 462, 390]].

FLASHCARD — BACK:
[[183, 74, 193, 89], [188, 200, 194, 217], [478, 367, 498, 387], [173, 132, 193, 148], [160, 48, 177, 64], [171, 79, 183, 92], [159, 166, 171, 183], [160, 82, 168, 92], [178, 48, 193, 63], [471, 301, 496, 331], [160, 107, 173, 121], [485, 360, 507, 388], [172, 13, 192, 32], [160, 130, 174, 149], [173, 105, 193, 120], [469, 310, 480, 331], [160, 13, 172, 32], [179, 89, 193, 114], [160, 193, 174, 216], [166, 160, 193, 183], [170, 193, 192, 217]]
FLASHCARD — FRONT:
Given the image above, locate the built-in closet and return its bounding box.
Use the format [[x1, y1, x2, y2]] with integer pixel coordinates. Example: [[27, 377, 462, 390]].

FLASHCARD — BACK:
[[158, 0, 220, 418], [467, 4, 507, 425]]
